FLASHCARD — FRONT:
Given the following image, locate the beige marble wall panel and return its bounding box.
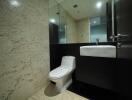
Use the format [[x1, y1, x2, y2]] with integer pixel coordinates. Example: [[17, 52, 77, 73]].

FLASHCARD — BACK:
[[0, 0, 49, 100], [76, 18, 90, 43], [66, 13, 78, 43]]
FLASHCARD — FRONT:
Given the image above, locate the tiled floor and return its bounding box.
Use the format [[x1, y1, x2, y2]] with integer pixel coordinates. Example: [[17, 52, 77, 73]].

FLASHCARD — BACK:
[[27, 83, 89, 100]]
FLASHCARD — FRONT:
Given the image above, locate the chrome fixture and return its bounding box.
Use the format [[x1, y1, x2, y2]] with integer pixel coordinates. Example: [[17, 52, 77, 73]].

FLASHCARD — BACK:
[[96, 38, 100, 45], [110, 34, 129, 40]]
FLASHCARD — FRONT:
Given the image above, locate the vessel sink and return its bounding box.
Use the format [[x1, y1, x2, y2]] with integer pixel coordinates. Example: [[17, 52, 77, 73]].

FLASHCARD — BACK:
[[80, 45, 116, 58]]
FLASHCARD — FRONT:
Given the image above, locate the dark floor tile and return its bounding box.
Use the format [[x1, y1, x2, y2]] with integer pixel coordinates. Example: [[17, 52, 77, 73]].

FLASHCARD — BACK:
[[68, 80, 126, 100]]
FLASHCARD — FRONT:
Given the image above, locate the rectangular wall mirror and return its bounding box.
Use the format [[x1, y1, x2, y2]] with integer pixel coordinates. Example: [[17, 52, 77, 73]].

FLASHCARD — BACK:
[[49, 0, 113, 44]]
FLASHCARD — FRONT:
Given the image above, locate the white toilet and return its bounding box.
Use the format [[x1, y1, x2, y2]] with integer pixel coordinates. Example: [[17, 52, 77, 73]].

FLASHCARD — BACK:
[[49, 56, 75, 92]]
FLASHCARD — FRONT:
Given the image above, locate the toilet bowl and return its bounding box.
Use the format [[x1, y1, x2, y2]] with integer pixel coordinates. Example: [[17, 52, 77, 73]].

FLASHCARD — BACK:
[[49, 56, 75, 92]]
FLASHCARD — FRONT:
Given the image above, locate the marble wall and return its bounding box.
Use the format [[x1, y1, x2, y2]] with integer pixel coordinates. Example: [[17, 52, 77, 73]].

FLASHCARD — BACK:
[[66, 12, 78, 43], [76, 18, 90, 43], [0, 0, 49, 100]]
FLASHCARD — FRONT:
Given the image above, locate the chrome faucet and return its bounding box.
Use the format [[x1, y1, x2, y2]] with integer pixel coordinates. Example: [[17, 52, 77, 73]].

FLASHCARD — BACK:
[[96, 38, 100, 45]]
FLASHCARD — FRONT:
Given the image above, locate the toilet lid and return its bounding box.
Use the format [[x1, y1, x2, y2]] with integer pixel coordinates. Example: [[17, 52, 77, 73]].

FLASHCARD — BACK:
[[49, 67, 69, 79]]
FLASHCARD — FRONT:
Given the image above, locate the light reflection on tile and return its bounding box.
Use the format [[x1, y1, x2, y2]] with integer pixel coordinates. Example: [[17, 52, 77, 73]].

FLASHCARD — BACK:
[[28, 83, 89, 100]]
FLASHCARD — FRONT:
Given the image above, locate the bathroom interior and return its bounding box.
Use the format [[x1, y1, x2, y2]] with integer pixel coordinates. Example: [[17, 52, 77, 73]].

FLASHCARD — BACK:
[[0, 0, 132, 100]]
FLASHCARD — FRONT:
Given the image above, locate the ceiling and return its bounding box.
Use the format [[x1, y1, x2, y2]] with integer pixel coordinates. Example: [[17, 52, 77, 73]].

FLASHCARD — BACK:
[[55, 0, 108, 20]]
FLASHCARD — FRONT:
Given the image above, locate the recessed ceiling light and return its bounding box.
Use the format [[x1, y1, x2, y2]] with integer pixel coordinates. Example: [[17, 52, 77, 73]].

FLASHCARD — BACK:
[[96, 1, 102, 9], [93, 21, 97, 24], [10, 0, 20, 7], [73, 4, 78, 8], [50, 19, 56, 23], [56, 12, 60, 15]]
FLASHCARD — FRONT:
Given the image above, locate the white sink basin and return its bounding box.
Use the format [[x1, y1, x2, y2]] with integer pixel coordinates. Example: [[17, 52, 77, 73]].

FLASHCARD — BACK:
[[80, 45, 116, 58]]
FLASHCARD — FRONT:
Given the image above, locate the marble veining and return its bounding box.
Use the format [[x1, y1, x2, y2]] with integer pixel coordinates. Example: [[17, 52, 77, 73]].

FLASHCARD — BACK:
[[0, 0, 49, 100]]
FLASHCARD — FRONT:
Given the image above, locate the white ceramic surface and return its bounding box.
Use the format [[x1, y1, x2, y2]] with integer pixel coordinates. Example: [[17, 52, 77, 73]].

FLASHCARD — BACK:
[[49, 56, 75, 92], [80, 45, 116, 58]]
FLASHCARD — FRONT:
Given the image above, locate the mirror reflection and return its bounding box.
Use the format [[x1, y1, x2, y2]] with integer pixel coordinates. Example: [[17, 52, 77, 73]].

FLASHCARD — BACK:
[[49, 0, 112, 44]]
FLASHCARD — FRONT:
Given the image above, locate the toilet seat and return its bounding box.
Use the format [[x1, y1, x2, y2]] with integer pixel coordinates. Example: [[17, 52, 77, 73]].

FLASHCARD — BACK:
[[49, 66, 70, 80]]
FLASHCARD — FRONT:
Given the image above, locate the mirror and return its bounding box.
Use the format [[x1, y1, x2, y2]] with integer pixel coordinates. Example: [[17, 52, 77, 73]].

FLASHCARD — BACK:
[[49, 0, 112, 44]]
